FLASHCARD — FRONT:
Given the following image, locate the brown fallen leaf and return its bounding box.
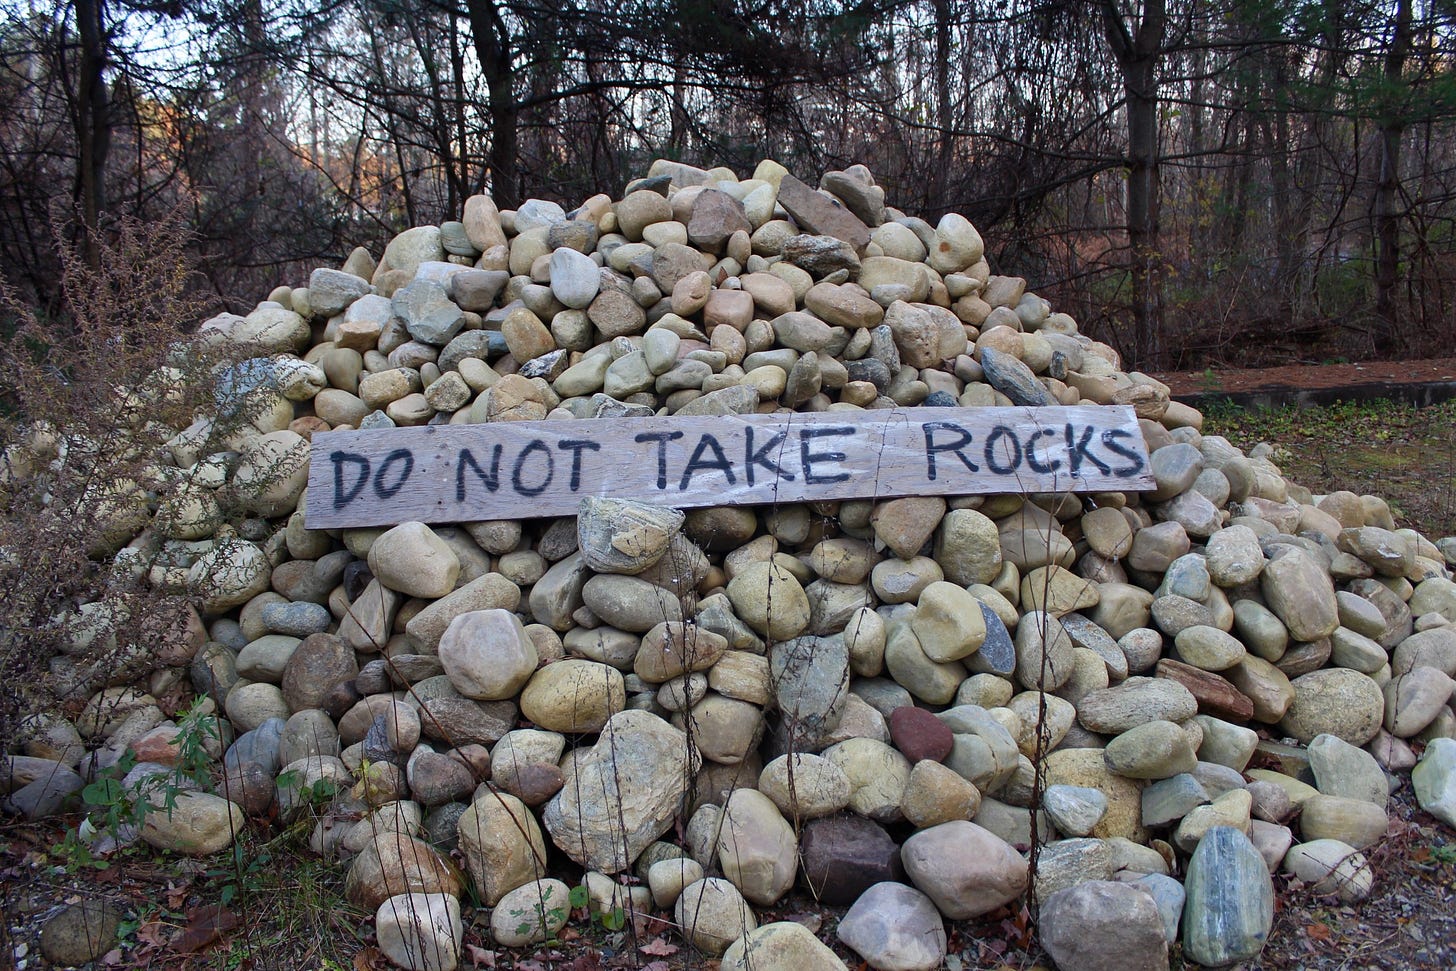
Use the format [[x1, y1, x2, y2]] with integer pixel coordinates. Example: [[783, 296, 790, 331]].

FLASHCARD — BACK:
[[353, 945, 388, 970], [463, 943, 496, 967], [1306, 922, 1333, 942], [174, 903, 240, 954], [639, 936, 678, 957]]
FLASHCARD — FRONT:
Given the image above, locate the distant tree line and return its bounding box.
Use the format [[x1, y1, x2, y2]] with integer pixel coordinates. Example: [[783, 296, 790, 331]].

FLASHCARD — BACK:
[[3, 0, 1455, 368]]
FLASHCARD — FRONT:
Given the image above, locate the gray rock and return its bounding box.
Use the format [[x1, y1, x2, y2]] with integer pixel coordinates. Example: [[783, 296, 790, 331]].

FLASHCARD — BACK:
[[837, 881, 947, 971], [542, 710, 694, 872], [1040, 879, 1169, 971], [1181, 826, 1273, 967], [1412, 737, 1456, 827], [394, 279, 465, 346], [979, 346, 1055, 406], [40, 899, 124, 967], [1043, 784, 1109, 837], [900, 820, 1027, 919], [770, 635, 850, 747]]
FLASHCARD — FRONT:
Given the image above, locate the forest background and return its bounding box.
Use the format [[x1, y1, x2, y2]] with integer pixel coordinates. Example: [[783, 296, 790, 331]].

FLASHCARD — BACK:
[[4, 0, 1455, 371]]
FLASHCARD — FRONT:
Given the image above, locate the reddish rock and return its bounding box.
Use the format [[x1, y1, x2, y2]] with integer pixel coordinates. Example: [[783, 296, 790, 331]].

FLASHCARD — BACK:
[[889, 706, 954, 764], [1156, 659, 1256, 722], [776, 174, 871, 252], [800, 814, 903, 905]]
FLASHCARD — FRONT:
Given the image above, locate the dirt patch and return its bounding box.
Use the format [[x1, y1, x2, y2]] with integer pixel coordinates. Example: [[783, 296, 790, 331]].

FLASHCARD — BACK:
[[1154, 358, 1456, 397]]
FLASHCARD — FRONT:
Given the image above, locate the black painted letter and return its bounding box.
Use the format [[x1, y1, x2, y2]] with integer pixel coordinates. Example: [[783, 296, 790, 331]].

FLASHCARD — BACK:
[[511, 439, 555, 497], [679, 434, 736, 490], [1065, 423, 1111, 476], [456, 445, 504, 501], [922, 421, 979, 480], [1101, 428, 1146, 477], [634, 431, 684, 490], [557, 440, 601, 491], [373, 448, 414, 498], [984, 425, 1023, 475], [331, 451, 371, 508], [1025, 428, 1063, 474], [799, 426, 854, 485], [744, 428, 795, 488]]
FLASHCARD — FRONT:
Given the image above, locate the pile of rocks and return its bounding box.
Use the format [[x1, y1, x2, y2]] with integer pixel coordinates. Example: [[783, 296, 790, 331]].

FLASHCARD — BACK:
[[6, 157, 1456, 971]]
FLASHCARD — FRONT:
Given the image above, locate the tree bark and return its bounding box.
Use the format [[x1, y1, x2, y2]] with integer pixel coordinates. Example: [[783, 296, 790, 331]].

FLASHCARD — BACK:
[[465, 0, 519, 208], [1374, 0, 1412, 353], [1101, 0, 1166, 367], [74, 0, 110, 264]]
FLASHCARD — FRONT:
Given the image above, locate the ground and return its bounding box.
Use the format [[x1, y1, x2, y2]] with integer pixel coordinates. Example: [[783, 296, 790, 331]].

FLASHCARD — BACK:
[[4, 373, 1456, 971]]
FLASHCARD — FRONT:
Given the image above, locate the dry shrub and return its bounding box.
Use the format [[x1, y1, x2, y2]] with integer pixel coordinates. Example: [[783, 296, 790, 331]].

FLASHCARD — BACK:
[[0, 210, 240, 742]]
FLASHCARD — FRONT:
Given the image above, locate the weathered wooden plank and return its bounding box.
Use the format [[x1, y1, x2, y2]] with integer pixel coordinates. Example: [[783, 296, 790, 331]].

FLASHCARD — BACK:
[[304, 405, 1154, 529]]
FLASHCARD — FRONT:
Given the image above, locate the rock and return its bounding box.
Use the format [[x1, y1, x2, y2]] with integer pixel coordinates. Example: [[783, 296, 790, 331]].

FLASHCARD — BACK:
[[1077, 677, 1198, 735], [900, 759, 981, 828], [344, 834, 462, 912], [1043, 784, 1109, 837], [717, 789, 797, 906], [824, 737, 912, 822], [900, 820, 1028, 919], [39, 900, 124, 968], [394, 279, 464, 346], [490, 878, 573, 946], [1308, 733, 1389, 807], [1383, 667, 1455, 737], [776, 173, 871, 250], [1104, 720, 1198, 780], [1280, 668, 1385, 745], [1039, 880, 1169, 971], [375, 893, 462, 971], [1180, 826, 1273, 967], [520, 659, 625, 734], [1299, 794, 1388, 849], [889, 706, 954, 763], [140, 791, 245, 856], [457, 790, 546, 906], [980, 346, 1055, 406], [1282, 839, 1373, 903], [577, 497, 683, 574], [836, 881, 947, 971], [720, 921, 844, 971], [674, 877, 757, 957], [799, 814, 902, 905], [437, 609, 538, 701], [1261, 550, 1339, 641], [1412, 737, 1456, 827], [368, 522, 460, 599], [758, 753, 851, 818], [542, 710, 693, 872], [280, 633, 361, 716], [648, 856, 703, 909], [727, 561, 811, 640], [549, 247, 600, 309], [770, 635, 850, 746]]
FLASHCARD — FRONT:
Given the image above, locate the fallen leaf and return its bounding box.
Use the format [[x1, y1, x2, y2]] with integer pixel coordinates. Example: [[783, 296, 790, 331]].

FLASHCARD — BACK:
[[639, 936, 678, 957], [1306, 922, 1332, 942], [165, 882, 190, 911], [353, 946, 388, 970], [641, 963, 671, 971], [136, 920, 171, 948], [463, 943, 496, 967], [174, 904, 239, 954], [566, 954, 604, 971]]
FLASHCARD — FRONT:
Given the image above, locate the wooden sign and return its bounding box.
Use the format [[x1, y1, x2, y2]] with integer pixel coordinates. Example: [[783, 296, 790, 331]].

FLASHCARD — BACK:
[[305, 405, 1154, 528]]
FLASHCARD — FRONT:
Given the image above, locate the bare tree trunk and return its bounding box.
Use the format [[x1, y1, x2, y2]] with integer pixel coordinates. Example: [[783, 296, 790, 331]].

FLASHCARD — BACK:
[[1374, 0, 1412, 353], [74, 0, 110, 264], [465, 0, 519, 208], [1102, 0, 1167, 367], [932, 0, 953, 216]]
